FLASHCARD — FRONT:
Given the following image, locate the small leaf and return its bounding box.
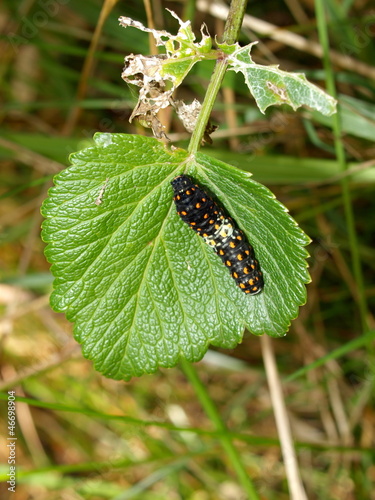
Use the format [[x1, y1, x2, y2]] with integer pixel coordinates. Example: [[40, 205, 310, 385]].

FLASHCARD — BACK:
[[220, 42, 337, 116], [42, 134, 310, 380], [120, 10, 214, 118]]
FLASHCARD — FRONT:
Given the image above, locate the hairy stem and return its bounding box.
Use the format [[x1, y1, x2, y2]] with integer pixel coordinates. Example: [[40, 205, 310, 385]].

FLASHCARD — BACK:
[[188, 0, 248, 154]]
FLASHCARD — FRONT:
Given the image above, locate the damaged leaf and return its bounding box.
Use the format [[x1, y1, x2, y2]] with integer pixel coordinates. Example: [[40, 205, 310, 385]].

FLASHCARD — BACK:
[[174, 99, 202, 133], [119, 11, 336, 138], [172, 99, 217, 143], [220, 41, 337, 116], [119, 10, 216, 133]]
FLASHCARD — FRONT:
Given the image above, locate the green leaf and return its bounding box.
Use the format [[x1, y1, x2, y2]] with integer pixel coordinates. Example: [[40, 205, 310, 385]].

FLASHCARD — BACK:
[[41, 133, 310, 380], [220, 42, 337, 116], [120, 10, 214, 90]]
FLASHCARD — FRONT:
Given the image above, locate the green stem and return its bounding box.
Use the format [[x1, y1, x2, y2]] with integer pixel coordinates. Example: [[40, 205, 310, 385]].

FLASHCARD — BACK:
[[315, 0, 369, 333], [180, 359, 260, 500], [188, 0, 248, 154], [185, 2, 259, 496]]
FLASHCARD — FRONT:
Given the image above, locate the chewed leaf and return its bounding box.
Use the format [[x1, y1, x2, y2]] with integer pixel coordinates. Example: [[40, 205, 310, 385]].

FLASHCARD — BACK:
[[220, 42, 337, 116], [119, 10, 214, 128]]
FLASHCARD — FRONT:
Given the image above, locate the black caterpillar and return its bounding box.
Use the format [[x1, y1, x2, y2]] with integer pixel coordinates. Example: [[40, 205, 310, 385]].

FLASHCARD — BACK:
[[171, 175, 264, 295]]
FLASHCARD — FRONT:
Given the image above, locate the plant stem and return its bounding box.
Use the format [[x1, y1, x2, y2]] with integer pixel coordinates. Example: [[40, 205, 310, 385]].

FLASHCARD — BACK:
[[315, 0, 370, 333], [180, 358, 260, 500], [188, 0, 248, 154], [185, 2, 260, 496]]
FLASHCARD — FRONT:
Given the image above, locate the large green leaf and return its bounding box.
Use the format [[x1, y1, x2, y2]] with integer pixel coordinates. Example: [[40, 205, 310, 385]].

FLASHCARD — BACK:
[[41, 133, 310, 380]]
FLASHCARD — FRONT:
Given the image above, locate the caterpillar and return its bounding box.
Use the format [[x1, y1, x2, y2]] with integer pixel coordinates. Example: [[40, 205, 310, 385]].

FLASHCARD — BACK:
[[171, 175, 264, 295]]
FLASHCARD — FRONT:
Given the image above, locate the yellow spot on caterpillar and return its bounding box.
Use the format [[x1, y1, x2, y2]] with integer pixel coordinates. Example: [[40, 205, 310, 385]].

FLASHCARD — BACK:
[[237, 254, 244, 261], [195, 202, 201, 209], [226, 260, 232, 267]]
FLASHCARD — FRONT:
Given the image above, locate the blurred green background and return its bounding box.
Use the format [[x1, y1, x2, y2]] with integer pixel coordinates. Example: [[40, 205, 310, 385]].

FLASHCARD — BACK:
[[0, 0, 374, 499]]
